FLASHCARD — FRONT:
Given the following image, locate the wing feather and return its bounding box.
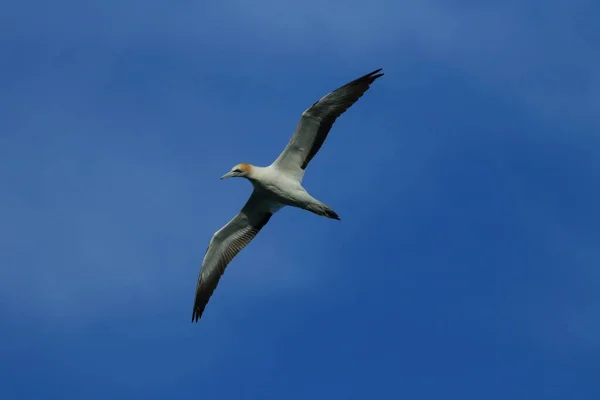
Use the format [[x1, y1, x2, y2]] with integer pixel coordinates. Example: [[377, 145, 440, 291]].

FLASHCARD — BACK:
[[273, 68, 384, 175], [191, 191, 272, 322]]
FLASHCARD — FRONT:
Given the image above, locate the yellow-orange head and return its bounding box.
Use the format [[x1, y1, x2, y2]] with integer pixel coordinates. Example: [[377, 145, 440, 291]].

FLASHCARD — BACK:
[[221, 163, 253, 180]]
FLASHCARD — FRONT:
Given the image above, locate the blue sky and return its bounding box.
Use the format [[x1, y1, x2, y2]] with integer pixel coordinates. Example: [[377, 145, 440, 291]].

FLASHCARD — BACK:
[[1, 0, 599, 398]]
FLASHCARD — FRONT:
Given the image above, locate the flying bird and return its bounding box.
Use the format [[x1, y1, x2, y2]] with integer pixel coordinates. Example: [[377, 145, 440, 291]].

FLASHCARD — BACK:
[[192, 68, 384, 322]]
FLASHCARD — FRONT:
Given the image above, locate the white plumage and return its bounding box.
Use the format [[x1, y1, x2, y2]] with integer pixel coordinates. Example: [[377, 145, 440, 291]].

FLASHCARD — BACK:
[[192, 69, 384, 322]]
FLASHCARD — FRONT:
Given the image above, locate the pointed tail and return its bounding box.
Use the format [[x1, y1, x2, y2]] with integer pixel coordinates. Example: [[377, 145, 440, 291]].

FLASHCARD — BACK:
[[305, 202, 341, 220]]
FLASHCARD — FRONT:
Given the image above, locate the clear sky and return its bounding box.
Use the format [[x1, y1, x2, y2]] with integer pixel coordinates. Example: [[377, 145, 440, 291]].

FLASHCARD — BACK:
[[1, 1, 599, 399]]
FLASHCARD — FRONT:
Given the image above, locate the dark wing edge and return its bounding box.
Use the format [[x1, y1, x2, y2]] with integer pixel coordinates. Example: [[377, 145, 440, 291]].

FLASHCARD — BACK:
[[300, 68, 384, 169], [191, 193, 273, 322], [275, 68, 384, 171]]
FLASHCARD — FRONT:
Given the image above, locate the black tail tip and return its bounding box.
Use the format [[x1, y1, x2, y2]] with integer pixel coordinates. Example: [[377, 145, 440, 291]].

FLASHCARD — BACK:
[[326, 209, 341, 220]]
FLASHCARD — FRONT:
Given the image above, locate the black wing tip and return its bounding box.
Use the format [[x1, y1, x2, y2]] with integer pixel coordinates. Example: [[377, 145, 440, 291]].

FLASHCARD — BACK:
[[364, 68, 384, 80], [191, 306, 205, 323], [191, 289, 209, 323], [340, 68, 383, 89]]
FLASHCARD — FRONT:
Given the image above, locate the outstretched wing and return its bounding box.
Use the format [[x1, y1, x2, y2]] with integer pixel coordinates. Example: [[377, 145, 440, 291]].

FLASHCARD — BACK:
[[273, 68, 384, 176], [192, 191, 273, 322]]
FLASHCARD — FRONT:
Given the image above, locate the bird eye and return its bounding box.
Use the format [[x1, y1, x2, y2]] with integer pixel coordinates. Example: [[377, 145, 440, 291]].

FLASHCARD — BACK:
[[233, 169, 242, 173]]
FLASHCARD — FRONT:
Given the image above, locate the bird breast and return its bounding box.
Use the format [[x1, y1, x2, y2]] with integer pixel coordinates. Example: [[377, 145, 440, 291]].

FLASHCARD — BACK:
[[252, 168, 307, 206]]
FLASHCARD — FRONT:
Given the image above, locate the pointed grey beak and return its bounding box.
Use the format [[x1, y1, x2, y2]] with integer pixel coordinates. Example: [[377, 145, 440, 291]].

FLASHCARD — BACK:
[[220, 171, 235, 180]]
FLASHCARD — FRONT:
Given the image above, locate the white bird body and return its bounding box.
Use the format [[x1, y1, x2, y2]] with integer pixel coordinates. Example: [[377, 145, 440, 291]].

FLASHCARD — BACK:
[[191, 69, 384, 322], [244, 165, 321, 213]]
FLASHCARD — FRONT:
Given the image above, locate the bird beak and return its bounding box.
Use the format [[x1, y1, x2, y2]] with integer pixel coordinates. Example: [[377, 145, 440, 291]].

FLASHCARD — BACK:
[[220, 171, 235, 180]]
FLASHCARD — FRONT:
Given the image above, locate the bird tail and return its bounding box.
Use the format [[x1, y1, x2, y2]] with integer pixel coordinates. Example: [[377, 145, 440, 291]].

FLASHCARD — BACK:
[[306, 202, 341, 220]]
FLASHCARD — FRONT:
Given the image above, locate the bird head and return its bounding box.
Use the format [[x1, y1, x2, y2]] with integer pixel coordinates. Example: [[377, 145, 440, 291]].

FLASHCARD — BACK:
[[221, 163, 252, 180]]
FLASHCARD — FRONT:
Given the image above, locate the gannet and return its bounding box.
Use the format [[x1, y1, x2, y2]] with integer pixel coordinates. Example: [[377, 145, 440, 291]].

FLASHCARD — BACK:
[[192, 68, 384, 322]]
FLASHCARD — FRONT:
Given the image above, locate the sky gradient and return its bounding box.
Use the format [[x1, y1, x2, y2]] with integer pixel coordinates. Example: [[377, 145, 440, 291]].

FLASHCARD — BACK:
[[1, 0, 599, 399]]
